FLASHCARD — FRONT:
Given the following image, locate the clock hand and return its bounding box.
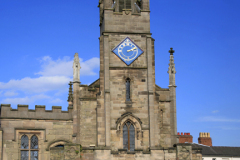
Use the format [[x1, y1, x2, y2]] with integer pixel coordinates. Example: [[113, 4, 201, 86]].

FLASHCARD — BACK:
[[127, 47, 137, 52]]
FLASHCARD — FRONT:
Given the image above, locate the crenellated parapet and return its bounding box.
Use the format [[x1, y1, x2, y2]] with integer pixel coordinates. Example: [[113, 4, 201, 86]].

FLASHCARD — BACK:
[[0, 104, 73, 120]]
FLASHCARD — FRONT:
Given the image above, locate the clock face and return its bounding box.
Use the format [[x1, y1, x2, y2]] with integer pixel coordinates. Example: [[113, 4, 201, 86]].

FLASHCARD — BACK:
[[112, 37, 144, 66]]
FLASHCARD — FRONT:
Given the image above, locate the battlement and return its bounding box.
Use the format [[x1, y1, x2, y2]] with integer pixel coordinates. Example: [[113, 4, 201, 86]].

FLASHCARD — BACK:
[[0, 104, 73, 120]]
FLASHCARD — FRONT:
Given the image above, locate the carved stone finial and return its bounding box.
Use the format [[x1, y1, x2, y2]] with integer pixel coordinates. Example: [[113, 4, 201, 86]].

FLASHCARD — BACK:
[[169, 48, 175, 55], [68, 81, 73, 103], [73, 53, 81, 82], [168, 49, 176, 75]]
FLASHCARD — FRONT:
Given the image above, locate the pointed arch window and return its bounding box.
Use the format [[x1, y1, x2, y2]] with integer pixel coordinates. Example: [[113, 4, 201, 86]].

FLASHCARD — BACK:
[[126, 78, 131, 101], [21, 135, 39, 160], [123, 121, 135, 151]]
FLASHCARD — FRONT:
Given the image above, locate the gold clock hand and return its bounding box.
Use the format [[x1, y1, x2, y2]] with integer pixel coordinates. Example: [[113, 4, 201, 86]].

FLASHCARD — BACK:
[[127, 47, 137, 52]]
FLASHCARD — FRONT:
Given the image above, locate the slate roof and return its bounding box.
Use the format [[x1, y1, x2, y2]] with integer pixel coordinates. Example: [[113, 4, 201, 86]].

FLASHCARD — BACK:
[[192, 143, 240, 157]]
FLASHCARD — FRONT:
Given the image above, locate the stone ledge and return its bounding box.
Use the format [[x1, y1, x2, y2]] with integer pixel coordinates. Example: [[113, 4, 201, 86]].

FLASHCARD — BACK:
[[176, 143, 193, 146], [141, 10, 150, 12], [82, 146, 111, 150], [104, 8, 114, 11], [113, 12, 123, 15], [112, 149, 149, 155], [109, 67, 147, 70], [79, 98, 97, 101], [102, 31, 152, 35], [159, 100, 171, 102], [150, 147, 175, 150]]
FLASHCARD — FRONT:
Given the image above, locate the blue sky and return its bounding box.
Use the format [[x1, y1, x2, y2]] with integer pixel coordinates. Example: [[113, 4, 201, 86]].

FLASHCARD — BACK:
[[0, 0, 240, 146]]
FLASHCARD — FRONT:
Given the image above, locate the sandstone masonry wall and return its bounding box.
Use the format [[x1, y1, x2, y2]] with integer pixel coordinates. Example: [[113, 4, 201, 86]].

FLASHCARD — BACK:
[[1, 119, 73, 160]]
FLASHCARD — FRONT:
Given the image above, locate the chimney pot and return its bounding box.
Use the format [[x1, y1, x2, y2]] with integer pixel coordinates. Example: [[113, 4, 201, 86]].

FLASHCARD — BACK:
[[198, 132, 212, 146], [179, 132, 193, 143]]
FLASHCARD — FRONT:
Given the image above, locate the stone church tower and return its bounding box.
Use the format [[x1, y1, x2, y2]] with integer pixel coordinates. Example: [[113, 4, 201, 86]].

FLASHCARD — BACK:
[[0, 1, 202, 160]]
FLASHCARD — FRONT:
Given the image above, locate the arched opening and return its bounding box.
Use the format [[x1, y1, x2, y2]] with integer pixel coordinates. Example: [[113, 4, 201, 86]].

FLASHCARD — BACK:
[[55, 145, 64, 148], [123, 121, 135, 151]]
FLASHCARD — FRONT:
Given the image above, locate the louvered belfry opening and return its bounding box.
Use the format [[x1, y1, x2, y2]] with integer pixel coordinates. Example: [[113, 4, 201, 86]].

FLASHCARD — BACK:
[[123, 121, 135, 151], [126, 0, 131, 9], [119, 0, 124, 12], [114, 0, 140, 13]]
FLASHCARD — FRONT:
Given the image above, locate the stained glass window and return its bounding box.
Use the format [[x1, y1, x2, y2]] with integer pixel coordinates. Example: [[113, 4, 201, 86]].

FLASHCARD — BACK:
[[21, 135, 29, 149], [21, 135, 39, 160], [129, 124, 135, 151], [30, 151, 38, 160], [122, 121, 135, 151], [31, 136, 38, 149], [21, 151, 29, 160], [123, 124, 128, 150]]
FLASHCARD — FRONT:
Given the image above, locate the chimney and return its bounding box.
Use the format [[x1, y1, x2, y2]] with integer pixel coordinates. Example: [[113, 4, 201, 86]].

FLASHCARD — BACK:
[[178, 132, 193, 143], [198, 132, 212, 146]]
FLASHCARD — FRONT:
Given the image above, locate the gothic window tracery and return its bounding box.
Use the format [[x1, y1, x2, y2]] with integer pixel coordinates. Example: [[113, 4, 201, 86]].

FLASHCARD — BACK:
[[21, 135, 39, 160], [123, 121, 135, 151]]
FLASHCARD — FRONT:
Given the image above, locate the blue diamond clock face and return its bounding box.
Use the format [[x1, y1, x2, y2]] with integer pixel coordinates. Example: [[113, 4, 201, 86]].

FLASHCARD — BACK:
[[112, 37, 144, 66]]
